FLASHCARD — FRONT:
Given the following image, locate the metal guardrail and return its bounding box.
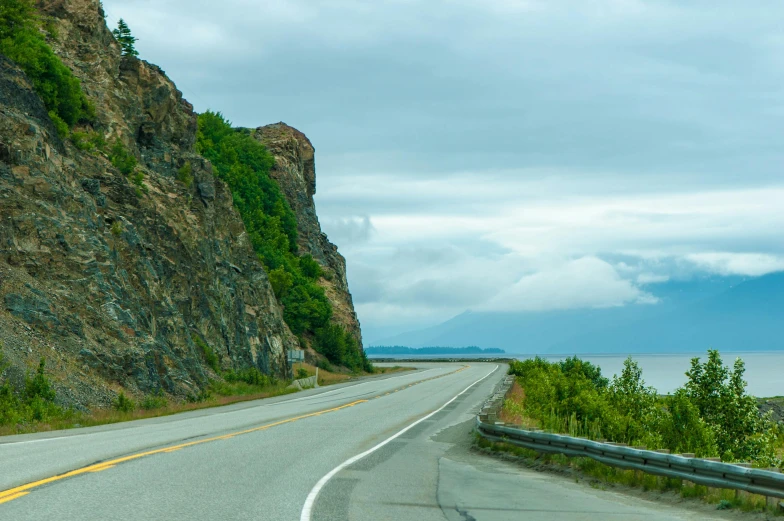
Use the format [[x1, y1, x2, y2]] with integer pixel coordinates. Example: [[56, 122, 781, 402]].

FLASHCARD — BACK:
[[476, 376, 784, 500]]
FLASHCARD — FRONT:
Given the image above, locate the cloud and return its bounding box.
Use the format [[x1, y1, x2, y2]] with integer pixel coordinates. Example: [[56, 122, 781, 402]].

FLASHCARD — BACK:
[[480, 257, 655, 312], [320, 215, 375, 246], [684, 253, 784, 277], [101, 0, 784, 340]]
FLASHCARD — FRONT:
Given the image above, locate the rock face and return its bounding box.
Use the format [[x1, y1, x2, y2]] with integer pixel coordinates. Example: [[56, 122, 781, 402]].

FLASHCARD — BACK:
[[0, 0, 303, 407], [254, 124, 363, 348]]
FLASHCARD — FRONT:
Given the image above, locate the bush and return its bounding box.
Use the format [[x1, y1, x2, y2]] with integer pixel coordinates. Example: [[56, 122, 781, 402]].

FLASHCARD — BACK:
[[283, 284, 331, 335], [314, 325, 371, 372], [296, 368, 309, 379], [139, 391, 167, 410], [268, 267, 293, 299], [110, 220, 123, 237], [25, 358, 56, 403], [196, 111, 336, 340], [299, 254, 322, 280], [224, 367, 271, 387], [192, 335, 220, 373], [48, 111, 69, 138], [109, 140, 137, 175], [315, 358, 334, 373], [113, 391, 135, 412], [71, 131, 107, 153], [0, 0, 94, 127], [505, 352, 781, 468], [0, 357, 64, 425], [177, 161, 193, 187]]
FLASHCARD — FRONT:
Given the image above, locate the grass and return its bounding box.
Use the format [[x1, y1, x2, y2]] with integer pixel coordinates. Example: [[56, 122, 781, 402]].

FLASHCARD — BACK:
[[293, 361, 414, 387], [0, 381, 298, 437], [475, 430, 784, 516], [0, 361, 416, 437]]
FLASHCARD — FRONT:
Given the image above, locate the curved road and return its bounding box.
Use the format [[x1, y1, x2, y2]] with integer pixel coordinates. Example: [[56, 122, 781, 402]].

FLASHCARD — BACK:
[[0, 363, 730, 520]]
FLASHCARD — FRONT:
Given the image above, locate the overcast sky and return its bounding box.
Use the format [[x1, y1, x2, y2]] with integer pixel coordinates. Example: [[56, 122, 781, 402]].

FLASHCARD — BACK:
[[103, 0, 784, 343]]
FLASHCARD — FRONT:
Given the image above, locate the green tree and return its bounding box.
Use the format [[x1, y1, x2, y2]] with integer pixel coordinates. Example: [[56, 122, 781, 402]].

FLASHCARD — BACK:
[[112, 18, 138, 57], [607, 357, 660, 444], [683, 350, 779, 464], [659, 389, 717, 457]]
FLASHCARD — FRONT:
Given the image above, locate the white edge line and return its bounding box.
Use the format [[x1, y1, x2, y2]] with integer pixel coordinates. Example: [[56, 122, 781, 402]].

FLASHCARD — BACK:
[[299, 364, 499, 521]]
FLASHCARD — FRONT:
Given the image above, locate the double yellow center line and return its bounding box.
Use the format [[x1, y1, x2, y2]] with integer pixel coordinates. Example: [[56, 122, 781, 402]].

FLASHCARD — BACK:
[[0, 364, 471, 506], [0, 399, 367, 505]]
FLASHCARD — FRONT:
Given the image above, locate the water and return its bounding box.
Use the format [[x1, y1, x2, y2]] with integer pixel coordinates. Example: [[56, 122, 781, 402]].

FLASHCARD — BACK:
[[370, 351, 784, 397], [527, 352, 784, 397]]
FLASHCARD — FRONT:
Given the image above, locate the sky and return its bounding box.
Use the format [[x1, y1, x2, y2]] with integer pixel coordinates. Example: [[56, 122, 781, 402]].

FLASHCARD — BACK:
[[102, 0, 784, 343]]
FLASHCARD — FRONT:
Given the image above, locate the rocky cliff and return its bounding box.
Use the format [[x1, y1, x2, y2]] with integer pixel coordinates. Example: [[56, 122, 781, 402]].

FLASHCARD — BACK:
[[0, 0, 335, 407], [254, 124, 362, 348]]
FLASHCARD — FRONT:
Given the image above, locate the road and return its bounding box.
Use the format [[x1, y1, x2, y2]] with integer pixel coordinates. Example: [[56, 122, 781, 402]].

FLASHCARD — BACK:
[[0, 363, 732, 520]]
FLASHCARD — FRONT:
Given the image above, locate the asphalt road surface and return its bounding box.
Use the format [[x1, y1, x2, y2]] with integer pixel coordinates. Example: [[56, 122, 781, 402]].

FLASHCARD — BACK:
[[0, 363, 732, 520]]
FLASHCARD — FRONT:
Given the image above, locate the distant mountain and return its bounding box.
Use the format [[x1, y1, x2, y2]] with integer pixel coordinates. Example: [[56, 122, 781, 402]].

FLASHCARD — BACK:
[[378, 274, 783, 354], [365, 346, 505, 355], [553, 272, 784, 354]]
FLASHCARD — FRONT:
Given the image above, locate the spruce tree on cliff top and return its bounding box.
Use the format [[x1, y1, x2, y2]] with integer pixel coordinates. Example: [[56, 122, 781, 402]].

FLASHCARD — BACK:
[[113, 19, 138, 57]]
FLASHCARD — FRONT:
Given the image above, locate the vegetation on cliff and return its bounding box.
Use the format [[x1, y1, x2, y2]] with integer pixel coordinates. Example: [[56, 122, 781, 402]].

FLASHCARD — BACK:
[[0, 0, 94, 133], [504, 351, 781, 467], [0, 353, 69, 426], [196, 112, 370, 371]]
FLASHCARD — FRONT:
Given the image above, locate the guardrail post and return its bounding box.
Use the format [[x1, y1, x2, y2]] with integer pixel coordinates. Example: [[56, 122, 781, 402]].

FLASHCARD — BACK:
[[767, 468, 782, 510], [734, 463, 751, 501]]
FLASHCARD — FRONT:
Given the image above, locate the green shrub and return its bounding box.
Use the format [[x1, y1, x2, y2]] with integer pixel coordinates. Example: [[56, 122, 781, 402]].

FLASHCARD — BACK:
[[196, 111, 338, 342], [314, 325, 371, 372], [177, 161, 193, 187], [296, 368, 309, 379], [223, 367, 270, 387], [139, 391, 167, 410], [0, 351, 20, 425], [283, 284, 331, 335], [0, 0, 94, 127], [71, 131, 107, 153], [192, 335, 220, 373], [48, 111, 69, 138], [269, 267, 293, 299], [113, 391, 135, 412], [315, 358, 334, 373], [109, 140, 137, 175], [505, 352, 781, 468], [716, 499, 733, 510], [110, 220, 123, 237], [25, 358, 56, 403], [0, 357, 65, 425], [299, 254, 322, 280]]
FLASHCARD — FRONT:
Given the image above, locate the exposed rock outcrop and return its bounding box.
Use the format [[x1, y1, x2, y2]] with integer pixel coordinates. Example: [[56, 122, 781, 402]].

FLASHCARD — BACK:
[[254, 123, 363, 348], [0, 0, 301, 407]]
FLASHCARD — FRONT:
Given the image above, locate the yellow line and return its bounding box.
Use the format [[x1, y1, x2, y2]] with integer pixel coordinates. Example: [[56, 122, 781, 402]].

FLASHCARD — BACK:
[[0, 492, 28, 504], [0, 364, 474, 505], [0, 399, 367, 503], [86, 465, 115, 473]]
